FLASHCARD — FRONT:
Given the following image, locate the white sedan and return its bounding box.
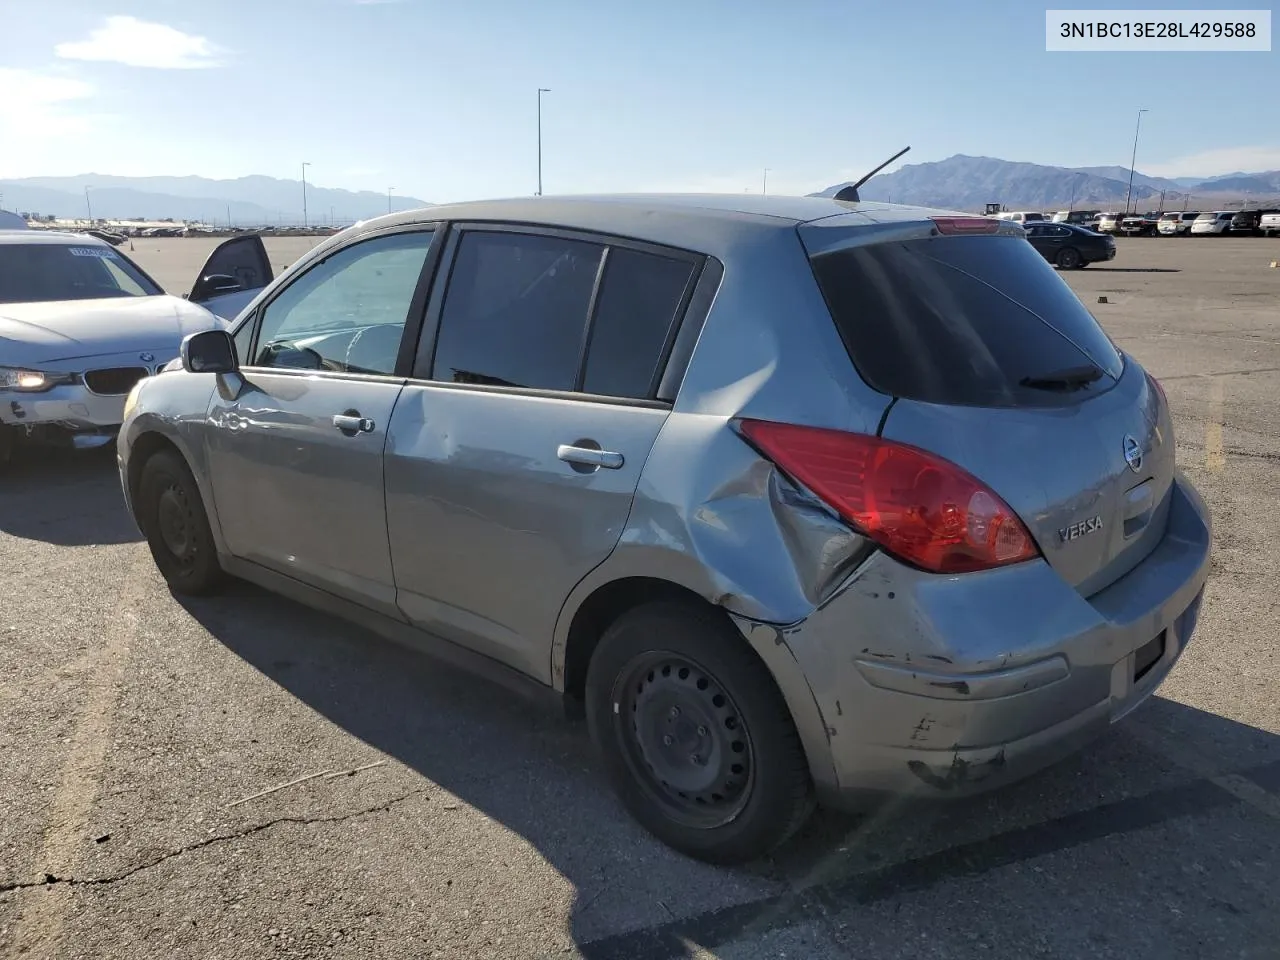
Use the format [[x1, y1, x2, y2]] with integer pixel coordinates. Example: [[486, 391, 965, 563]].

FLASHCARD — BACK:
[[0, 230, 272, 462]]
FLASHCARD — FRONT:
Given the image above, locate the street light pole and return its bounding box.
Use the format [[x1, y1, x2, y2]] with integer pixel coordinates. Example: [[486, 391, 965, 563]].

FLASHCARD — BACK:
[[1069, 173, 1084, 212], [84, 186, 93, 222], [762, 168, 770, 197], [387, 187, 395, 214], [1124, 108, 1148, 216], [537, 87, 550, 196], [301, 162, 311, 228]]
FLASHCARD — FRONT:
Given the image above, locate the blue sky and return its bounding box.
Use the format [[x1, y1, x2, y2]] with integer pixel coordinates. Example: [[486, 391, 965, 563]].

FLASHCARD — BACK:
[[2, 0, 1276, 201]]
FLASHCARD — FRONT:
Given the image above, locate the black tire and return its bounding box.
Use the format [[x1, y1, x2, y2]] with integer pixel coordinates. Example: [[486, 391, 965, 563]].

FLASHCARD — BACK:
[[585, 600, 814, 864], [137, 448, 225, 595], [1056, 247, 1083, 269]]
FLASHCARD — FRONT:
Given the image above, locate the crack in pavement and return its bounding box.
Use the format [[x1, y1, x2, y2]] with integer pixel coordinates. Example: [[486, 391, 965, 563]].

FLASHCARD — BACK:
[[0, 789, 427, 895]]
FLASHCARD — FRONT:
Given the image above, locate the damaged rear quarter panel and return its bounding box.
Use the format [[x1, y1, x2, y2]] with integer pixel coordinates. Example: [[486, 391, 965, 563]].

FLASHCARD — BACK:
[[550, 227, 893, 792]]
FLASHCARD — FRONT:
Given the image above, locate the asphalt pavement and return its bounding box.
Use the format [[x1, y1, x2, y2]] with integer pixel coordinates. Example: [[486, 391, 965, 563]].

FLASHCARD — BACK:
[[2, 235, 1278, 959]]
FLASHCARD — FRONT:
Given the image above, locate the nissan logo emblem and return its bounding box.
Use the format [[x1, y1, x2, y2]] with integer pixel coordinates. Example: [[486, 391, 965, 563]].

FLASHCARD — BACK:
[[1123, 435, 1143, 473]]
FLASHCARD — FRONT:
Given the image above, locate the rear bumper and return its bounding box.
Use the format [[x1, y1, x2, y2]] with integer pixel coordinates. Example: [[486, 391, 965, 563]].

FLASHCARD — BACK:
[[738, 473, 1211, 808]]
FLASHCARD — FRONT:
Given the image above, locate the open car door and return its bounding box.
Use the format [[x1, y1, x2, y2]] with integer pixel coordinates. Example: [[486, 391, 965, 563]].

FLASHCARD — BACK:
[[188, 234, 274, 321]]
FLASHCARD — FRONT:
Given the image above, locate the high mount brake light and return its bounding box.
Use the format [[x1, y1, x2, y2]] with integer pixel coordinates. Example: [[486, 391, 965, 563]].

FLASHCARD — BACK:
[[736, 419, 1040, 574], [931, 217, 1001, 235]]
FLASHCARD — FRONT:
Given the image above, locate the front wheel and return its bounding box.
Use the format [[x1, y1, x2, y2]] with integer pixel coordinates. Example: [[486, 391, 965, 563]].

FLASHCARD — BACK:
[[585, 601, 814, 864], [1056, 247, 1083, 269], [138, 448, 225, 595]]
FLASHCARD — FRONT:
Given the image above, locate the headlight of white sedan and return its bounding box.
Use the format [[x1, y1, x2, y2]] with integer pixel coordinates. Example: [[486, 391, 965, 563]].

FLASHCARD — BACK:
[[0, 366, 78, 393]]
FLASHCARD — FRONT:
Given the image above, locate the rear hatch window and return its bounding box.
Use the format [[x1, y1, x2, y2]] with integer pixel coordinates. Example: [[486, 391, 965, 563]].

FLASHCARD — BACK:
[[806, 235, 1124, 408]]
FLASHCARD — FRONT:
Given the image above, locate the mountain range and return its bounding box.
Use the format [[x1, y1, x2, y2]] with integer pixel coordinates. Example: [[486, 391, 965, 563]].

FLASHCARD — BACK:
[[0, 174, 431, 226], [4, 157, 1280, 224], [813, 155, 1280, 210]]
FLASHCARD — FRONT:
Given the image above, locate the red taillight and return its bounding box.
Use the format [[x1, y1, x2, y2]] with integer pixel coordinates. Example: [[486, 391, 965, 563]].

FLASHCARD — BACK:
[[931, 217, 1001, 235], [736, 420, 1040, 574]]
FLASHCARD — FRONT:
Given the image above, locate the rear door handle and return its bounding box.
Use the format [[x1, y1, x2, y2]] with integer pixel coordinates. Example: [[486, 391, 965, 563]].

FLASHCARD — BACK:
[[333, 413, 375, 434], [557, 444, 624, 470]]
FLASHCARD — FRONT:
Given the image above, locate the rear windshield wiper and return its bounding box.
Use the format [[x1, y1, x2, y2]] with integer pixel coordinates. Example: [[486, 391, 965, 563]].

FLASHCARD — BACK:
[[1019, 364, 1105, 391]]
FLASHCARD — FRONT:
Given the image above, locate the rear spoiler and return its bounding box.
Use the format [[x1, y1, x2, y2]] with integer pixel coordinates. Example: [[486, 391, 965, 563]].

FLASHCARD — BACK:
[[833, 146, 911, 203]]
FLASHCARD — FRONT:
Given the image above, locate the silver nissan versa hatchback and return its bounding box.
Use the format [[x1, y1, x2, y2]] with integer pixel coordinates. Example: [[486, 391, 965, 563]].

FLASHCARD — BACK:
[[118, 195, 1211, 864]]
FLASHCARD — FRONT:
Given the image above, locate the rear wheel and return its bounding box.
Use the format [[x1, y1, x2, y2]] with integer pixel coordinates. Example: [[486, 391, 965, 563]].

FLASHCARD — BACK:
[[1056, 247, 1083, 269], [138, 449, 225, 595], [585, 601, 813, 864]]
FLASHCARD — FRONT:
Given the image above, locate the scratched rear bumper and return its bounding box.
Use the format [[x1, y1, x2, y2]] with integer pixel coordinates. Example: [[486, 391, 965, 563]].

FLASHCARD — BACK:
[[740, 473, 1211, 809]]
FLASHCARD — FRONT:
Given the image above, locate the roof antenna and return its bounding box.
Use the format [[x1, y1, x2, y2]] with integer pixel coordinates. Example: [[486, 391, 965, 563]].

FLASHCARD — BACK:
[[833, 146, 911, 203]]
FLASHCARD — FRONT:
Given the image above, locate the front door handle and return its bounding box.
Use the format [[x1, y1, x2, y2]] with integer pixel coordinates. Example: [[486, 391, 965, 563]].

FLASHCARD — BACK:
[[557, 444, 624, 470], [333, 413, 375, 435]]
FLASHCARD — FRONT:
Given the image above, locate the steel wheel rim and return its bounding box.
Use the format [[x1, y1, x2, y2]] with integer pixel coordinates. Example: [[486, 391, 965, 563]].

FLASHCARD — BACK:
[[611, 651, 755, 829], [1060, 248, 1080, 268], [156, 480, 197, 570]]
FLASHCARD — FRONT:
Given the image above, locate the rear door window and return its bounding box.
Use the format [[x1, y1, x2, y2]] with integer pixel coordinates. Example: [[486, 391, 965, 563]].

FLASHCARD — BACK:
[[581, 248, 696, 398], [808, 235, 1124, 408], [427, 230, 699, 400], [431, 231, 602, 390]]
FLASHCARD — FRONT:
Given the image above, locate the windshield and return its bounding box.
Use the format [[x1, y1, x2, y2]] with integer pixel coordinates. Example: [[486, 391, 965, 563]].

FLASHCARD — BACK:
[[0, 243, 162, 304]]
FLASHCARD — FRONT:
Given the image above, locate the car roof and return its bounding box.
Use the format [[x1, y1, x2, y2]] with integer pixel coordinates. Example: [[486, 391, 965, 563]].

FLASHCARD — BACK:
[[327, 193, 978, 261], [379, 194, 977, 231], [0, 229, 108, 246]]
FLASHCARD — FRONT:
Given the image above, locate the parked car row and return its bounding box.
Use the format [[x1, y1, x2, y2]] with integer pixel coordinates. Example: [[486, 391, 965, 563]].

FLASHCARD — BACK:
[[999, 207, 1278, 237]]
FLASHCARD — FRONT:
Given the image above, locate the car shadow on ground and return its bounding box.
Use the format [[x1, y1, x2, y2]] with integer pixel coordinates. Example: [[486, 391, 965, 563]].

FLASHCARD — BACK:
[[0, 444, 142, 546], [177, 579, 1280, 959]]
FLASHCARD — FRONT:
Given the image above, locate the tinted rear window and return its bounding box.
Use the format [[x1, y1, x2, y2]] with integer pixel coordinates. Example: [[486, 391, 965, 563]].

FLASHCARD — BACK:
[[808, 236, 1124, 408]]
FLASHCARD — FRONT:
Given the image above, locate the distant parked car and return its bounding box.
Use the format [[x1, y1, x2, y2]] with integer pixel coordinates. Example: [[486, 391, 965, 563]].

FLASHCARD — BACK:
[[87, 229, 128, 246], [1261, 211, 1280, 237], [1229, 210, 1279, 236], [1191, 211, 1234, 235], [1050, 210, 1101, 226], [1095, 213, 1122, 234], [1024, 221, 1116, 268], [1157, 212, 1200, 236], [1120, 213, 1159, 237], [997, 211, 1047, 225]]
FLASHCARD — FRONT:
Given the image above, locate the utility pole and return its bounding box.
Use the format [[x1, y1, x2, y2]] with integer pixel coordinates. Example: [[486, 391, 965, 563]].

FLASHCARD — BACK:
[[762, 168, 770, 196], [1124, 108, 1149, 216], [84, 186, 93, 222], [301, 162, 311, 228], [1068, 172, 1084, 212], [387, 187, 395, 214], [226, 204, 231, 228], [536, 87, 550, 196]]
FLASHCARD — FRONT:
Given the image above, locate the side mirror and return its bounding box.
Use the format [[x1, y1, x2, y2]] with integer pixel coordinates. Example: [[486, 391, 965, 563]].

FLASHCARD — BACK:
[[181, 329, 238, 375], [192, 273, 244, 301]]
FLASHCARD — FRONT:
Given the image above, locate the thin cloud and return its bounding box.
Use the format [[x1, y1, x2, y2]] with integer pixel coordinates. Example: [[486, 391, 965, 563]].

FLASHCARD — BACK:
[[0, 68, 96, 138], [1144, 146, 1280, 178], [55, 16, 224, 69]]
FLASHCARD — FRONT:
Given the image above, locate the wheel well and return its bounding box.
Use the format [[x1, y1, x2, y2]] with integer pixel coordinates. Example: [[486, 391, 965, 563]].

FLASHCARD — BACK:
[[562, 577, 726, 704], [126, 432, 182, 507]]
